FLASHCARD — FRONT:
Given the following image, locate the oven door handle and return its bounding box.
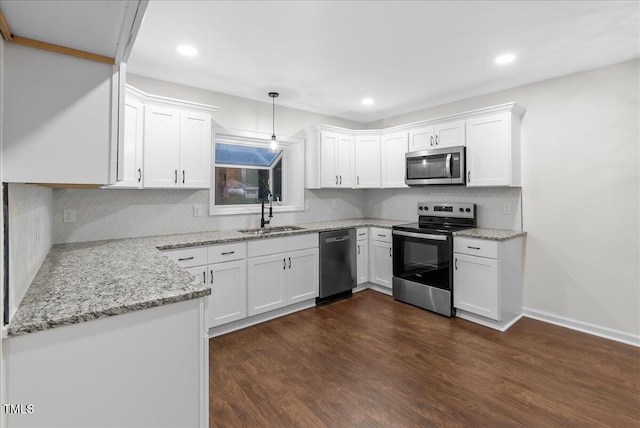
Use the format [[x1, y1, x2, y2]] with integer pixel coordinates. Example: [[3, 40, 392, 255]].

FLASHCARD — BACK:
[[445, 153, 452, 178], [392, 230, 448, 241]]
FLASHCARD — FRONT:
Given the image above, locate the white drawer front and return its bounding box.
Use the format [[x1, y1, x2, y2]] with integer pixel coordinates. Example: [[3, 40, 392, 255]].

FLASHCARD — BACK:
[[163, 246, 208, 268], [454, 237, 498, 259], [356, 228, 368, 241], [248, 237, 287, 258], [287, 233, 319, 252], [370, 227, 392, 243], [208, 242, 247, 264]]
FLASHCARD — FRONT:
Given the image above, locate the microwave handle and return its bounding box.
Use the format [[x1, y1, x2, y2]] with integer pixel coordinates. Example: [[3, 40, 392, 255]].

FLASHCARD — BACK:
[[445, 153, 452, 178]]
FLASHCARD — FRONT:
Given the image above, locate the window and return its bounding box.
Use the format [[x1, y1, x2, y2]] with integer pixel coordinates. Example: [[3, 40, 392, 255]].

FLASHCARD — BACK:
[[209, 129, 304, 215]]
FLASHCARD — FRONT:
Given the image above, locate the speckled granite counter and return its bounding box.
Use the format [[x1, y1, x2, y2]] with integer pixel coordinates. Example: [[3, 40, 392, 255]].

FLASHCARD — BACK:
[[453, 228, 526, 241], [7, 218, 407, 337]]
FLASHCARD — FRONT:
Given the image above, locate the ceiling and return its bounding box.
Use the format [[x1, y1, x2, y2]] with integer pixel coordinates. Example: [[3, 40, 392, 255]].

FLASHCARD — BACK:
[[3, 1, 639, 124]]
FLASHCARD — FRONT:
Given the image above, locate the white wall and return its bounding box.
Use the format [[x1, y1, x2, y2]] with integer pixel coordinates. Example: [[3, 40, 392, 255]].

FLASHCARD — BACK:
[[369, 60, 640, 341], [6, 184, 53, 320]]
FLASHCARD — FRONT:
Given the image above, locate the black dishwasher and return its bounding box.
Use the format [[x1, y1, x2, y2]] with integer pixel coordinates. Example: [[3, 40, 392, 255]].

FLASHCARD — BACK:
[[317, 228, 356, 304]]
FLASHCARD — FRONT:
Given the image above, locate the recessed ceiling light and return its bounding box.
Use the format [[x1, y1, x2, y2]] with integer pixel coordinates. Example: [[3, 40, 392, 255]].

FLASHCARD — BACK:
[[361, 98, 375, 106], [177, 45, 198, 57], [495, 54, 515, 65]]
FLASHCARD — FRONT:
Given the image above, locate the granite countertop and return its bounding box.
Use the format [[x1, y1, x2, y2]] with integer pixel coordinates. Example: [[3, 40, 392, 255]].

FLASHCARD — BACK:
[[7, 218, 407, 337], [453, 228, 527, 241]]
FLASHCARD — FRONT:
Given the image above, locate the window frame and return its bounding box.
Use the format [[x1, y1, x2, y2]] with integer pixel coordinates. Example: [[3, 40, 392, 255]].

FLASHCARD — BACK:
[[209, 127, 305, 216]]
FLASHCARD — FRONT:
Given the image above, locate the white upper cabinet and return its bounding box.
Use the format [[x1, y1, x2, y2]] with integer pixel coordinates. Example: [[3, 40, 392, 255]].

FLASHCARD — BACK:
[[466, 106, 523, 187], [434, 120, 466, 148], [381, 132, 409, 188], [2, 44, 122, 185], [144, 105, 182, 188], [408, 126, 436, 151], [127, 86, 216, 189], [320, 132, 353, 188], [355, 135, 381, 188], [179, 110, 212, 188], [112, 94, 144, 188]]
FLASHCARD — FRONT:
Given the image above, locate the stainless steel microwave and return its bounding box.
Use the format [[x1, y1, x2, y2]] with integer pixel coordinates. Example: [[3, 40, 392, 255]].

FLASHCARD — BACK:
[[405, 146, 465, 185]]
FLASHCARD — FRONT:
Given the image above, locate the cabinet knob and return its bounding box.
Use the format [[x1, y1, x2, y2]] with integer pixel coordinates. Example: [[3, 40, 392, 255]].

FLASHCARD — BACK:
[[210, 270, 213, 284], [336, 175, 338, 185], [174, 170, 178, 184], [202, 272, 206, 284], [435, 135, 439, 145], [182, 170, 185, 184], [288, 257, 292, 269], [430, 136, 433, 146], [137, 168, 142, 183], [357, 245, 360, 255], [468, 171, 471, 182], [283, 258, 286, 270], [389, 247, 392, 257]]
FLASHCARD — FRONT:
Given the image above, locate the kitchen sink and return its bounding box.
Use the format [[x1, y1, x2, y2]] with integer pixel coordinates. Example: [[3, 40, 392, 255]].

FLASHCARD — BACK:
[[238, 225, 306, 235]]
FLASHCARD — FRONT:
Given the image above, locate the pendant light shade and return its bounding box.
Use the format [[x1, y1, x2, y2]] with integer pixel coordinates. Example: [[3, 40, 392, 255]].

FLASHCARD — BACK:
[[269, 92, 279, 152]]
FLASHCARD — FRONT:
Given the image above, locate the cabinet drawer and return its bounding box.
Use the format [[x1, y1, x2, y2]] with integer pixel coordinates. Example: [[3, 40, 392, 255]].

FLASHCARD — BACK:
[[370, 227, 392, 243], [208, 242, 247, 264], [163, 246, 207, 268], [248, 237, 287, 258], [356, 228, 368, 241], [287, 233, 319, 252], [454, 237, 498, 259]]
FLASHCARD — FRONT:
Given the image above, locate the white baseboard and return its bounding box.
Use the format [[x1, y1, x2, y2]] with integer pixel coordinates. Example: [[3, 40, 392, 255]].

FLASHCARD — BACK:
[[523, 307, 640, 347], [366, 283, 392, 296]]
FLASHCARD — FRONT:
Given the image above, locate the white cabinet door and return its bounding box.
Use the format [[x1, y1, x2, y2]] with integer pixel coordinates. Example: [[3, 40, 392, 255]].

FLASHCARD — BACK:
[[337, 134, 355, 187], [381, 132, 408, 188], [466, 112, 511, 187], [355, 135, 381, 188], [179, 111, 212, 189], [320, 132, 338, 188], [356, 239, 369, 285], [408, 126, 435, 151], [144, 105, 180, 188], [434, 120, 466, 148], [209, 260, 247, 328], [247, 254, 287, 316], [453, 253, 499, 320], [113, 96, 144, 187], [371, 240, 392, 288], [286, 248, 319, 304]]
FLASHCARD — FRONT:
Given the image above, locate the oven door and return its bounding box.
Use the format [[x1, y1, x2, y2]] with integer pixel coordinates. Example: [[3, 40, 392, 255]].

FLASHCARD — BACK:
[[392, 230, 452, 291]]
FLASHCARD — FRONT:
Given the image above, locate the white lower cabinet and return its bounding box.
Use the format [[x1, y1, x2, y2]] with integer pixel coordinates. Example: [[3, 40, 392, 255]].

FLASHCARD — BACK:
[[453, 236, 524, 331], [356, 228, 369, 284], [247, 234, 319, 317], [369, 227, 393, 289], [208, 260, 247, 327]]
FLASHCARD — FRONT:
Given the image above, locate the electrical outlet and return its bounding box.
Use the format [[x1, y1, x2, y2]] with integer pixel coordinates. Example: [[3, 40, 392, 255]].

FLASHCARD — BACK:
[[63, 208, 76, 223], [193, 205, 203, 217], [503, 203, 511, 214]]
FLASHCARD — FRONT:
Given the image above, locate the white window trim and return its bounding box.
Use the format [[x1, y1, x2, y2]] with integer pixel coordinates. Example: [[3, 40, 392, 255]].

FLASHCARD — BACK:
[[209, 127, 305, 216]]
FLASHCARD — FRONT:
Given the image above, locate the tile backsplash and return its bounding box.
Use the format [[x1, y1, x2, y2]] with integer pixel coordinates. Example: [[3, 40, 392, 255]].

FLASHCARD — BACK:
[[53, 186, 521, 244], [53, 188, 367, 244]]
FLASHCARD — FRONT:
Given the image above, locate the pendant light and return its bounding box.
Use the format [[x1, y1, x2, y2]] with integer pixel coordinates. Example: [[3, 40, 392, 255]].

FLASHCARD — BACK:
[[269, 92, 279, 151]]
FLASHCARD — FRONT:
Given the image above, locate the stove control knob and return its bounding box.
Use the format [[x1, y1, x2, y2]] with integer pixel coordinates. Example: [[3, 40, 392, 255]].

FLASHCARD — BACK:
[[459, 208, 464, 212], [465, 208, 471, 212], [419, 207, 423, 211], [424, 207, 429, 211]]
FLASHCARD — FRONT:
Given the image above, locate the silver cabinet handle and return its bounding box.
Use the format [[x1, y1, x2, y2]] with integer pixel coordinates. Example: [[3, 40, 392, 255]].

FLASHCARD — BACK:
[[455, 258, 458, 270], [389, 247, 392, 257], [174, 169, 178, 184], [468, 171, 471, 182], [178, 256, 194, 261], [283, 258, 286, 270], [430, 136, 434, 146], [435, 135, 439, 145], [202, 272, 206, 283], [288, 257, 291, 269], [467, 246, 481, 250], [336, 175, 338, 185], [182, 170, 185, 184], [221, 251, 235, 255], [137, 168, 142, 183], [358, 233, 366, 236], [357, 245, 360, 255], [339, 175, 342, 185], [392, 230, 448, 241], [210, 270, 213, 284], [357, 176, 359, 186]]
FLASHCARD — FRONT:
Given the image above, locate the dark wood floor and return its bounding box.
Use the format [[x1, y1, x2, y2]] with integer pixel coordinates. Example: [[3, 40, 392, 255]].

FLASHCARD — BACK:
[[209, 290, 640, 427]]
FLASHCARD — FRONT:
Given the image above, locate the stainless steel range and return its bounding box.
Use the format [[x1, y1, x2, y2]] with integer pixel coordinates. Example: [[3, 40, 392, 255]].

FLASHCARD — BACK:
[[392, 202, 476, 316]]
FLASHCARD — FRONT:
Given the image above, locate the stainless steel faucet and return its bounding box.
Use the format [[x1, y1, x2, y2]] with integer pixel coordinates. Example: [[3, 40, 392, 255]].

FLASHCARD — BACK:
[[260, 189, 273, 228]]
